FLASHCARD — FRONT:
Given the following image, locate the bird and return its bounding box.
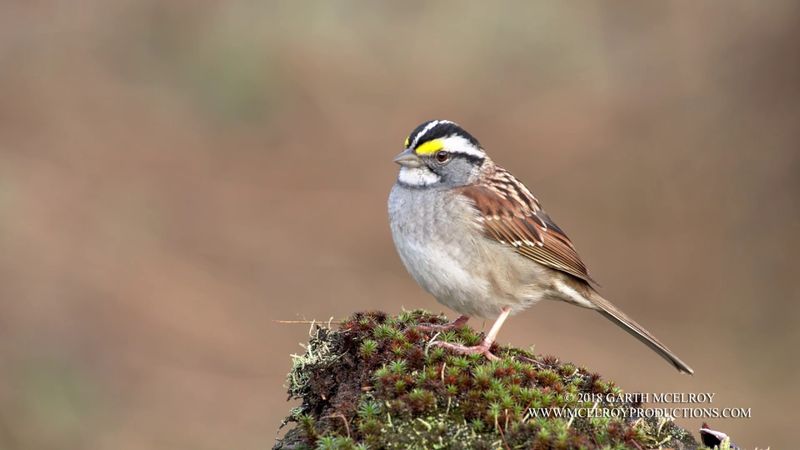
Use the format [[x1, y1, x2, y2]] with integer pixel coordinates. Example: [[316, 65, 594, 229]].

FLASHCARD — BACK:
[[387, 119, 694, 374]]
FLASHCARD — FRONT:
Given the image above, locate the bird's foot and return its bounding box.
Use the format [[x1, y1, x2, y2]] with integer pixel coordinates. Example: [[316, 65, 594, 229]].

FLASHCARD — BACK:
[[416, 315, 469, 333], [432, 340, 499, 361]]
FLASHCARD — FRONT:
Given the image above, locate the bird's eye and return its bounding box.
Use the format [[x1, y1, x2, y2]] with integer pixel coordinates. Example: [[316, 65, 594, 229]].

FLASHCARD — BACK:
[[435, 150, 451, 163]]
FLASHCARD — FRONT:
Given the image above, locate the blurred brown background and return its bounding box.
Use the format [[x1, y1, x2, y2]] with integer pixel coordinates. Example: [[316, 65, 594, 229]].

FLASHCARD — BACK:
[[1, 2, 798, 449]]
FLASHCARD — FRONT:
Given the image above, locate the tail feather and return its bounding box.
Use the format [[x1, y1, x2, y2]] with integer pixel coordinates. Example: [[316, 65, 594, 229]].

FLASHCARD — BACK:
[[588, 291, 694, 375]]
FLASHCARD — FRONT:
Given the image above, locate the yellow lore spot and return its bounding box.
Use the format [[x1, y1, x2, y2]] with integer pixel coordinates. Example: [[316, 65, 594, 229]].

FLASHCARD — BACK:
[[404, 136, 410, 148], [414, 139, 444, 155]]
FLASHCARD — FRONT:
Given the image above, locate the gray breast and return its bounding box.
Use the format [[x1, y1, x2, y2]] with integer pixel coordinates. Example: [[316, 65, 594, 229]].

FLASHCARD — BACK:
[[388, 184, 548, 318]]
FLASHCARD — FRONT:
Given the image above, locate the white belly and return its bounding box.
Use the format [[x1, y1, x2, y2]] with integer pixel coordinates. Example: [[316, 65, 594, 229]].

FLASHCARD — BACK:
[[394, 237, 497, 317]]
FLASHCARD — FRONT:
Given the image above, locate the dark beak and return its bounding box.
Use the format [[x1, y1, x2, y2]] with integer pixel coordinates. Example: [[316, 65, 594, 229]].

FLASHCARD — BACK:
[[393, 148, 422, 168]]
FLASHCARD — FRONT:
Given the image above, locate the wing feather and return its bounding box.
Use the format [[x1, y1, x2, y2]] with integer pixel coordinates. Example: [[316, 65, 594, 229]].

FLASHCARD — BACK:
[[459, 173, 594, 283]]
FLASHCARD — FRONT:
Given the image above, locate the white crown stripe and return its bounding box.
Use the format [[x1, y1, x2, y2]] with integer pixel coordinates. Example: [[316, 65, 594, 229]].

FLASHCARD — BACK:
[[410, 120, 441, 150]]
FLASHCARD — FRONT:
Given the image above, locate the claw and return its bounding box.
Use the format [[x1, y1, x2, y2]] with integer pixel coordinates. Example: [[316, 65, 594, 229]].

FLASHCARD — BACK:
[[432, 340, 499, 361], [428, 307, 511, 361], [416, 315, 470, 333]]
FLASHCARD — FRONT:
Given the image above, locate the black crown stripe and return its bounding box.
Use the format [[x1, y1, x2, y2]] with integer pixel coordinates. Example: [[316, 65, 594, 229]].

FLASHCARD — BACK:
[[408, 120, 481, 150]]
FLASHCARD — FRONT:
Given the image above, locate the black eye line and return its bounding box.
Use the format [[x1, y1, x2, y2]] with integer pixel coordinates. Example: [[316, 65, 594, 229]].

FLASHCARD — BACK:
[[448, 152, 484, 165], [426, 152, 484, 173]]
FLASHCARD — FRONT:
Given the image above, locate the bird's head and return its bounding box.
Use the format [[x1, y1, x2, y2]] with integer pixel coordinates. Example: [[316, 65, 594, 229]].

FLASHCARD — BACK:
[[394, 119, 487, 188]]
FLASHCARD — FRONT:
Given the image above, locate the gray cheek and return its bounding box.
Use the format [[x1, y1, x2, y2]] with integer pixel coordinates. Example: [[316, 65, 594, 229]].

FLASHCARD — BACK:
[[437, 158, 478, 186]]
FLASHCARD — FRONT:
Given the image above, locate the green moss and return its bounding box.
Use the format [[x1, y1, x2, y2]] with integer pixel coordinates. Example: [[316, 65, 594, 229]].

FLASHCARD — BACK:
[[358, 339, 378, 358], [275, 310, 700, 450]]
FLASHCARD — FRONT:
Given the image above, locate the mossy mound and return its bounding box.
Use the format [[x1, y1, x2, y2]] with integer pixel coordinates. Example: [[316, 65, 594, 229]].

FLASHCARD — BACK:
[[276, 310, 701, 449]]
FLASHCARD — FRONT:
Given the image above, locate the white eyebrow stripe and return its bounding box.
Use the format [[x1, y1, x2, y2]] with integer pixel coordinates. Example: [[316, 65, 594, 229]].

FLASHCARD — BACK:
[[440, 135, 485, 158]]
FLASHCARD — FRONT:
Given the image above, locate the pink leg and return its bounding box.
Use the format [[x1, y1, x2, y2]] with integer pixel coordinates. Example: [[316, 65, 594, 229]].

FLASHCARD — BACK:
[[417, 314, 470, 332], [432, 307, 511, 361]]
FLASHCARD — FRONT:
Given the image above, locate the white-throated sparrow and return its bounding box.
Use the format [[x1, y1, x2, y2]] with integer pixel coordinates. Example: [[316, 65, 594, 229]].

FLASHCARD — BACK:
[[388, 119, 693, 374]]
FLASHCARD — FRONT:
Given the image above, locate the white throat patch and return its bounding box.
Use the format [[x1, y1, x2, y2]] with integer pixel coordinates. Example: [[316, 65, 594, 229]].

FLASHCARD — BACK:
[[398, 166, 440, 186]]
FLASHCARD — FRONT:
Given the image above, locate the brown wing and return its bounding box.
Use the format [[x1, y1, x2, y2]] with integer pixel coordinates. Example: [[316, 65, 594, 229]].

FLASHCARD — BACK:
[[459, 169, 595, 283]]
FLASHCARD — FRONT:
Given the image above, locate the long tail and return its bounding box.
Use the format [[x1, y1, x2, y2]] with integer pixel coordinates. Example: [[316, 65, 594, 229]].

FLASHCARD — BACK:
[[588, 291, 694, 375]]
